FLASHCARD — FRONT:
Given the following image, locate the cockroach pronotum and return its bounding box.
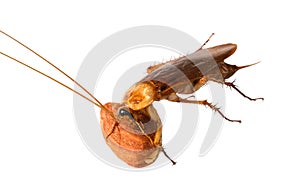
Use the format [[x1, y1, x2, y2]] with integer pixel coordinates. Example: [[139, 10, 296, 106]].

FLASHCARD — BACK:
[[0, 30, 263, 168]]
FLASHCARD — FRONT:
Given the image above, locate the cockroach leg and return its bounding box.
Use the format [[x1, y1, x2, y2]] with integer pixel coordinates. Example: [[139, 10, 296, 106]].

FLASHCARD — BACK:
[[161, 147, 176, 165], [105, 122, 119, 140], [200, 100, 242, 123], [198, 33, 215, 50], [225, 81, 264, 101], [136, 121, 176, 165], [183, 95, 196, 100], [168, 94, 241, 123], [136, 121, 155, 145]]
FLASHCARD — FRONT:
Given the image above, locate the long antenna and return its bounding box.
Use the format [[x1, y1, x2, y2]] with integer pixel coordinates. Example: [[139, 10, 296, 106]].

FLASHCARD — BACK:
[[0, 30, 115, 118], [0, 51, 100, 108]]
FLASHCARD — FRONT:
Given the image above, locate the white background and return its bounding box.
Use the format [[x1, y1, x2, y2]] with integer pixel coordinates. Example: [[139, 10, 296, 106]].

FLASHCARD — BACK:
[[0, 0, 299, 193]]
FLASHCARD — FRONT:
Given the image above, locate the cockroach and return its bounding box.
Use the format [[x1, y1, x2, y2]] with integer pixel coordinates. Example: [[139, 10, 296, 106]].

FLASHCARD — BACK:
[[0, 30, 263, 168], [121, 33, 264, 123]]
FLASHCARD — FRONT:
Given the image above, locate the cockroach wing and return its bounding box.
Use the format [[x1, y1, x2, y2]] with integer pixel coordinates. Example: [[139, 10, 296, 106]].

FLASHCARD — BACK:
[[206, 43, 237, 62]]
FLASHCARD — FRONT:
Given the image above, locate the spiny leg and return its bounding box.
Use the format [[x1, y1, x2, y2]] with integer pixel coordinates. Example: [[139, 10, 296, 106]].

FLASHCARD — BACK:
[[161, 147, 176, 165], [136, 121, 176, 165], [198, 33, 215, 50], [196, 99, 241, 123], [168, 94, 241, 123], [225, 81, 264, 101]]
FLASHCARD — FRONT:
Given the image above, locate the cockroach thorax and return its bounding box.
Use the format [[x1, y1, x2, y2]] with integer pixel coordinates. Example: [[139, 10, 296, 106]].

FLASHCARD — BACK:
[[123, 82, 156, 110]]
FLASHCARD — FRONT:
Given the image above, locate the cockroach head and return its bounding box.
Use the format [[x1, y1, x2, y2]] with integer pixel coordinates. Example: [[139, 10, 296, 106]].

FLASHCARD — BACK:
[[123, 82, 156, 110]]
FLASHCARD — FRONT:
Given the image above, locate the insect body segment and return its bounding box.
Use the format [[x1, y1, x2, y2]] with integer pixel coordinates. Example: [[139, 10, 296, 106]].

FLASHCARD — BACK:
[[123, 82, 157, 111]]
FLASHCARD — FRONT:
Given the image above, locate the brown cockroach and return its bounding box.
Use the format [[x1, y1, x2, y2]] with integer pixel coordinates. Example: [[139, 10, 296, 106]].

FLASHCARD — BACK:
[[100, 34, 263, 167], [0, 30, 262, 168], [121, 33, 264, 124]]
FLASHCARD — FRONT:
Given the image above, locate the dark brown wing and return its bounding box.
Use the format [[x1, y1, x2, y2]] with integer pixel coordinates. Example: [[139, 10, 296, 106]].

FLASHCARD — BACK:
[[141, 45, 235, 94]]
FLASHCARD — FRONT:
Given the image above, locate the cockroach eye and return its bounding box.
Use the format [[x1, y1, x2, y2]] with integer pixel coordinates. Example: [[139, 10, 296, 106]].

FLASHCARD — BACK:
[[118, 108, 134, 119]]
